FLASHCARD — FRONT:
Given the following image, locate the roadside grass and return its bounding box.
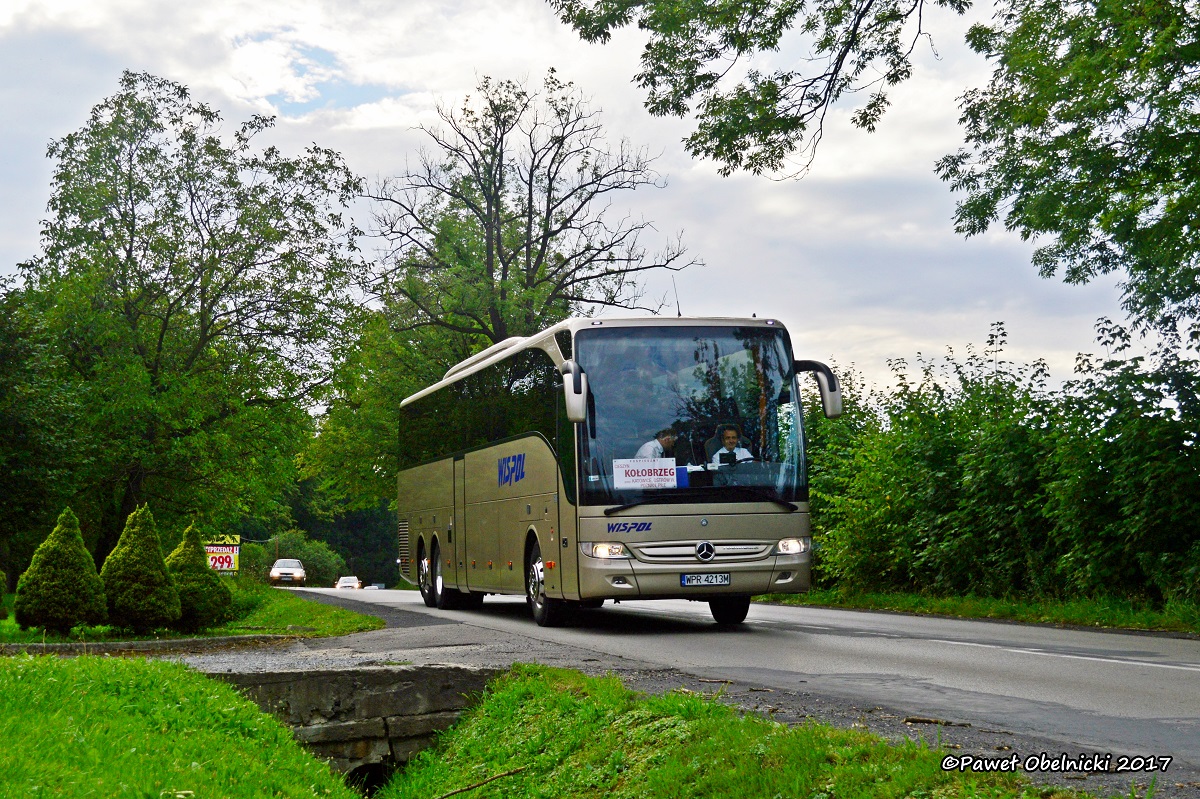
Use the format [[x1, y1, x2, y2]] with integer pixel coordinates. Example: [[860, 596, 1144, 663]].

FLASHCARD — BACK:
[[0, 655, 358, 798], [209, 582, 384, 637], [758, 589, 1200, 635], [0, 581, 382, 644], [380, 665, 1093, 799]]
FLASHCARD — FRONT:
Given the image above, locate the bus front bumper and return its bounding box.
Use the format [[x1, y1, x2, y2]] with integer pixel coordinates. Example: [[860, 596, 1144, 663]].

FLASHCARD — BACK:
[[577, 552, 810, 600]]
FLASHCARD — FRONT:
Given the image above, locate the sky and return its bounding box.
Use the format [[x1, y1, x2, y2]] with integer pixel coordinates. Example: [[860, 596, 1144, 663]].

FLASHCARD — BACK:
[[0, 0, 1133, 390]]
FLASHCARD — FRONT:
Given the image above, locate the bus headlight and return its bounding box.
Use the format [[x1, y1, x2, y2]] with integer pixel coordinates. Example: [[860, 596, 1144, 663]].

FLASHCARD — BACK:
[[580, 542, 630, 558], [775, 538, 810, 555]]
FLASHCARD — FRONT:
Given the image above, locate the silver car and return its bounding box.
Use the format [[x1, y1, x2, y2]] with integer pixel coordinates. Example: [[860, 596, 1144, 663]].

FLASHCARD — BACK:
[[269, 559, 306, 586]]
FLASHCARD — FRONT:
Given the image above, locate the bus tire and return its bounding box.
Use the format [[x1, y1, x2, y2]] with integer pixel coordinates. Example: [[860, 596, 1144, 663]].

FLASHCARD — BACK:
[[417, 541, 436, 608], [432, 542, 464, 609], [709, 595, 751, 625], [526, 540, 566, 627]]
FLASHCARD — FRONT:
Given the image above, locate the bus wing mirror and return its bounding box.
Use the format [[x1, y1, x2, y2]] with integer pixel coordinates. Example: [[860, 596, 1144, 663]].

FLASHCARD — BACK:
[[794, 360, 843, 419], [560, 360, 589, 423]]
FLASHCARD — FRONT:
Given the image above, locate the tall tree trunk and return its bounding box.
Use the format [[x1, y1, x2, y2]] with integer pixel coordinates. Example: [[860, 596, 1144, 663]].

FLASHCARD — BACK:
[[94, 467, 145, 568]]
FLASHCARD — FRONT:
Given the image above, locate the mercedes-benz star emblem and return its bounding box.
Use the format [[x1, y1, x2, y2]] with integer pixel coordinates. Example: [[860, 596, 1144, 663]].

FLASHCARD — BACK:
[[695, 541, 715, 562]]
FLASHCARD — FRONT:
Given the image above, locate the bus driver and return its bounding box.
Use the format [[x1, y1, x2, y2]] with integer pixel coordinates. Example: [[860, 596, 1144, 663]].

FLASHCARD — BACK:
[[711, 426, 753, 466]]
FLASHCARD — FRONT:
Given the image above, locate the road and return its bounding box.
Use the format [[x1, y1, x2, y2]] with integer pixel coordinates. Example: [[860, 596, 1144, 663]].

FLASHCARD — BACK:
[[306, 591, 1197, 760], [180, 588, 1200, 796]]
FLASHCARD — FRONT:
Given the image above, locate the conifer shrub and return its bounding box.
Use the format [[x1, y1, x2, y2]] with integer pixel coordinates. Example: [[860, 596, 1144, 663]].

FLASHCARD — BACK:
[[165, 524, 233, 633], [13, 508, 107, 635], [101, 505, 181, 633], [1, 568, 8, 620]]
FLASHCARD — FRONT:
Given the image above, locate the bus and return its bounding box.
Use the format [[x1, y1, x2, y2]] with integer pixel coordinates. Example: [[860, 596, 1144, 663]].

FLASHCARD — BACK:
[[395, 316, 842, 626]]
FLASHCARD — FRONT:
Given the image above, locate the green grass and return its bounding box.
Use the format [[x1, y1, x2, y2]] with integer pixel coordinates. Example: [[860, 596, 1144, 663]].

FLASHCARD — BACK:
[[380, 665, 1091, 799], [208, 581, 384, 637], [758, 589, 1200, 634], [0, 580, 383, 644], [0, 655, 358, 798]]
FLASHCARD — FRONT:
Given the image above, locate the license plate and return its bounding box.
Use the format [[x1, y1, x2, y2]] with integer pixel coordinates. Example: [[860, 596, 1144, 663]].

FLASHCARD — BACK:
[[680, 573, 731, 587]]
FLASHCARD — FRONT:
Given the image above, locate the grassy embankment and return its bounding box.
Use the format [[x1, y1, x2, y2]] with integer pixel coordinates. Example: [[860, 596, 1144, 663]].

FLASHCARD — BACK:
[[380, 665, 1110, 799], [0, 581, 383, 644], [0, 660, 1115, 799], [759, 589, 1200, 635], [0, 656, 359, 798]]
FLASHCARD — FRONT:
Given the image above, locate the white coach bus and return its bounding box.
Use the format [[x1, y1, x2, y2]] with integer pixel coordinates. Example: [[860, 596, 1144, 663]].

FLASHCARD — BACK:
[[395, 317, 842, 626]]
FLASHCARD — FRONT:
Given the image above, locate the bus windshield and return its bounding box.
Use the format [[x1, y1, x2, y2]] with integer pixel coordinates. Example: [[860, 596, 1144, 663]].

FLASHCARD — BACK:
[[575, 325, 805, 507]]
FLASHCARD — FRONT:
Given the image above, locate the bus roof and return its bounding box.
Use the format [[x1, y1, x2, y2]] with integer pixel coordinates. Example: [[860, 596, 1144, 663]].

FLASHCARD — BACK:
[[399, 316, 787, 408]]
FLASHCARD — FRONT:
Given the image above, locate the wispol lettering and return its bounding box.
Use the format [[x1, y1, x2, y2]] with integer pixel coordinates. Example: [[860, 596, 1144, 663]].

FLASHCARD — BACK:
[[607, 522, 652, 533], [498, 453, 526, 487]]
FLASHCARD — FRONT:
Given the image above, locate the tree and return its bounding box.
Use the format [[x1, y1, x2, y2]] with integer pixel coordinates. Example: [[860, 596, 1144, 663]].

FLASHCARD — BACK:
[[0, 279, 86, 591], [369, 70, 697, 344], [1043, 320, 1200, 599], [935, 0, 1200, 338], [306, 71, 698, 513], [549, 0, 969, 176], [264, 529, 347, 587], [19, 71, 364, 563], [554, 2, 1200, 339], [13, 508, 107, 636], [165, 523, 233, 632], [101, 505, 180, 633], [301, 314, 458, 508]]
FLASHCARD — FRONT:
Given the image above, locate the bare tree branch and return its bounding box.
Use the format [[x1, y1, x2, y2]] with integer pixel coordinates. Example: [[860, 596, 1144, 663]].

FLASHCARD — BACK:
[[368, 71, 700, 343]]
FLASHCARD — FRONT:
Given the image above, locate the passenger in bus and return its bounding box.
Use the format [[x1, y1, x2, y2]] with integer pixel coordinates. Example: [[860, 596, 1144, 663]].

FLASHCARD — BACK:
[[710, 425, 753, 466], [635, 427, 677, 459]]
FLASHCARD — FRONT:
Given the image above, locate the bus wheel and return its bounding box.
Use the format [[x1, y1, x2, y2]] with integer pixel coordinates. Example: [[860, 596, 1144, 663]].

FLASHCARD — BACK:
[[432, 543, 463, 610], [709, 596, 751, 625], [417, 543, 436, 608], [526, 540, 565, 627]]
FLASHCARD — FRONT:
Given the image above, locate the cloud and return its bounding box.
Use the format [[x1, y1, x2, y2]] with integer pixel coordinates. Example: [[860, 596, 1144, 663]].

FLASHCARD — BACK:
[[0, 0, 1131, 388]]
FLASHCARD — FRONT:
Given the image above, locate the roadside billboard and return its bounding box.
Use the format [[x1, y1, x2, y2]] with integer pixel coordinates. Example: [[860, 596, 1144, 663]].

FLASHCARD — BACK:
[[204, 534, 240, 573]]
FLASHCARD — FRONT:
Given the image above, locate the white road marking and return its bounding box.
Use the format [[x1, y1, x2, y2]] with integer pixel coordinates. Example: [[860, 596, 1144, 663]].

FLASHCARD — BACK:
[[937, 638, 1200, 672]]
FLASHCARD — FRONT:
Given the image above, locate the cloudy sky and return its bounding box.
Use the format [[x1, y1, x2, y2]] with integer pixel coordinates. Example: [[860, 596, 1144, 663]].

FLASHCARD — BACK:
[[1, 0, 1130, 389]]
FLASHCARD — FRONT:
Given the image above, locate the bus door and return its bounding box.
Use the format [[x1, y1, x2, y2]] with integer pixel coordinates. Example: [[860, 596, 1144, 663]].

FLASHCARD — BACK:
[[553, 486, 579, 600], [453, 454, 467, 592]]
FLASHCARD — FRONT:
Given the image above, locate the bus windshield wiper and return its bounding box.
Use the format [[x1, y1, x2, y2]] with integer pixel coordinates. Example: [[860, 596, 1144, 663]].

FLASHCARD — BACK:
[[603, 494, 697, 516], [716, 485, 798, 512]]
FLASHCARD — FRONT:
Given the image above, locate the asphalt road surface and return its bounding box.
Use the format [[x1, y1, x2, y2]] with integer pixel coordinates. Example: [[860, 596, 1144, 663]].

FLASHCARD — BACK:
[[179, 589, 1200, 797]]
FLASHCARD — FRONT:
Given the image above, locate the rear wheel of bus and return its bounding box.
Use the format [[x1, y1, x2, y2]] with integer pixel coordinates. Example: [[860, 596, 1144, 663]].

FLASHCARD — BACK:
[[430, 542, 481, 610], [709, 596, 751, 625], [417, 542, 436, 608], [526, 539, 566, 627]]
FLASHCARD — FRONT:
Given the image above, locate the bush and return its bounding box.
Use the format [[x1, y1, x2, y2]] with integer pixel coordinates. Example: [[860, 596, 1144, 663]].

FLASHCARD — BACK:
[[227, 576, 270, 618], [165, 524, 233, 633], [269, 529, 347, 587], [13, 508, 107, 635], [237, 542, 269, 582], [100, 506, 181, 634], [811, 322, 1200, 604]]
